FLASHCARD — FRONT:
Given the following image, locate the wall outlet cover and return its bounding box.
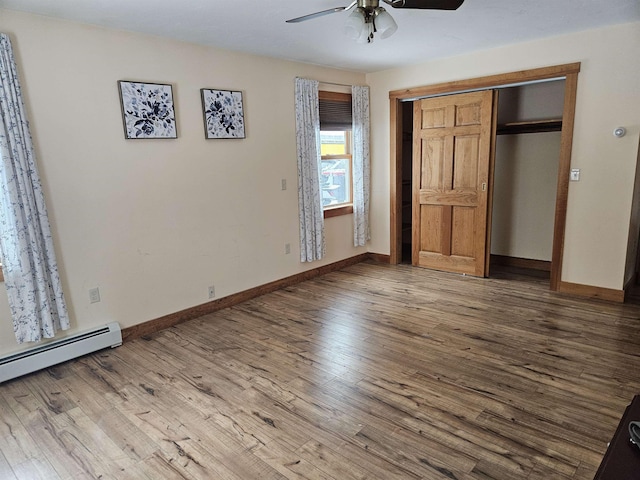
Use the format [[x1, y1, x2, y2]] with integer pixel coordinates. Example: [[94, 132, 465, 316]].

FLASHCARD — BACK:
[[89, 287, 101, 303]]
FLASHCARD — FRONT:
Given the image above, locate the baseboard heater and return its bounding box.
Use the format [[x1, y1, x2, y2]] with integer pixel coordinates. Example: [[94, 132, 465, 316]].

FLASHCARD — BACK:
[[0, 322, 122, 383]]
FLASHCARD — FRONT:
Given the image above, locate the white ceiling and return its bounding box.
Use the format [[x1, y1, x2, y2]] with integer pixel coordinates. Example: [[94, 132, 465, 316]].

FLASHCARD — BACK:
[[1, 0, 639, 73]]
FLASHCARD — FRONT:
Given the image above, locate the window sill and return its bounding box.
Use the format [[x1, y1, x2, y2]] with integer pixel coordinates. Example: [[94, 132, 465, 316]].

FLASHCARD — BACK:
[[324, 205, 353, 218]]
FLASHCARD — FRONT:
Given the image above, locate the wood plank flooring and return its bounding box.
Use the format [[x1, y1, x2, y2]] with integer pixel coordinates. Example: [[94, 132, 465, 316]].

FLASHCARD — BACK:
[[1, 261, 640, 479]]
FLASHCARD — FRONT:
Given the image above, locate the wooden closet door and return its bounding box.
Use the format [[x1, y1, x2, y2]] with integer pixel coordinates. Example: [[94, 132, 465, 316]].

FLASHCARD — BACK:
[[412, 90, 496, 276]]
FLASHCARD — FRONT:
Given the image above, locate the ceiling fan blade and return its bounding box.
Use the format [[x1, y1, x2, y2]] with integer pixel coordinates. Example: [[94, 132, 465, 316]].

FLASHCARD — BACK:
[[286, 3, 356, 23], [386, 0, 465, 10]]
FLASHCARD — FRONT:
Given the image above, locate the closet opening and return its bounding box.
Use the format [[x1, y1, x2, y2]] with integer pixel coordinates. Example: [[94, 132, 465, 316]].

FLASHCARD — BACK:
[[489, 80, 565, 284], [389, 63, 580, 290]]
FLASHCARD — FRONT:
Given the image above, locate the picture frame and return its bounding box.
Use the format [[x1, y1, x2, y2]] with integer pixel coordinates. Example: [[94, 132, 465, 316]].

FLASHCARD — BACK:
[[200, 89, 245, 139], [118, 81, 177, 139]]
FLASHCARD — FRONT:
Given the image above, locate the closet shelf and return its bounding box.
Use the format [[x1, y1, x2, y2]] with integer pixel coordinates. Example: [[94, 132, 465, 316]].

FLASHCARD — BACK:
[[497, 118, 562, 135]]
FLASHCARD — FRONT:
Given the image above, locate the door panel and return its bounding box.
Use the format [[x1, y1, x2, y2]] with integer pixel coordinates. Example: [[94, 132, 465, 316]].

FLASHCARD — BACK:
[[451, 207, 475, 257], [420, 205, 442, 253], [454, 136, 480, 188], [422, 108, 446, 128], [421, 138, 445, 190], [412, 90, 495, 276]]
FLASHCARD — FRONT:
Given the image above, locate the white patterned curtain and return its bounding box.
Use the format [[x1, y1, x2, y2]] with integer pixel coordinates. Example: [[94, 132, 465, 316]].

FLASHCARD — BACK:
[[295, 78, 325, 262], [0, 33, 70, 343], [352, 85, 370, 246]]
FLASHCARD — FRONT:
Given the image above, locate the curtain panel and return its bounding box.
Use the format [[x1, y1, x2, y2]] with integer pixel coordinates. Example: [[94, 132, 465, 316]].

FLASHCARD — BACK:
[[352, 85, 370, 246], [0, 33, 70, 343], [294, 78, 325, 262]]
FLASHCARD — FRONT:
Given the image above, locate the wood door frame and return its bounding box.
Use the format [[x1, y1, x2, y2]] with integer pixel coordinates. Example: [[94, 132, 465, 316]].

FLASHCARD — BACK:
[[389, 63, 581, 291]]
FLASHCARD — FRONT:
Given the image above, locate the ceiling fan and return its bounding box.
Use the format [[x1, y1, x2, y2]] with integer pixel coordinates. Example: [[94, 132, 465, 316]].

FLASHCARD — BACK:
[[286, 0, 465, 43]]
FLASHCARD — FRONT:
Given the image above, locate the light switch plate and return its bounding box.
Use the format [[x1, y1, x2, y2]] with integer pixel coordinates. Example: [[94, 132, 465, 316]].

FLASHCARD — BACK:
[[570, 168, 580, 181]]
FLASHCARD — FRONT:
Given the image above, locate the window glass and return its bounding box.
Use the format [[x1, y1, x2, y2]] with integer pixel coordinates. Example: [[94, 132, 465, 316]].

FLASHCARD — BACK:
[[321, 158, 351, 207], [320, 130, 352, 208], [321, 131, 347, 155]]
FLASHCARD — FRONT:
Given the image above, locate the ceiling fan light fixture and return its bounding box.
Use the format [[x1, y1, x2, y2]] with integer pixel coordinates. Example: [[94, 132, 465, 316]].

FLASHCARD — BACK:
[[356, 20, 374, 44], [374, 7, 398, 39], [343, 5, 398, 43], [344, 7, 366, 40]]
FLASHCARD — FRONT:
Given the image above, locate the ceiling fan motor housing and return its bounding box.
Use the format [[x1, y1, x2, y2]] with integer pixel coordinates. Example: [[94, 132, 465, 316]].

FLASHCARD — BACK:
[[360, 0, 381, 11]]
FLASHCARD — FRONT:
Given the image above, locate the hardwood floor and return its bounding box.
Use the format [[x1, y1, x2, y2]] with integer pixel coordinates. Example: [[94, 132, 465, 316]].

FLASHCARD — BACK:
[[1, 261, 639, 479]]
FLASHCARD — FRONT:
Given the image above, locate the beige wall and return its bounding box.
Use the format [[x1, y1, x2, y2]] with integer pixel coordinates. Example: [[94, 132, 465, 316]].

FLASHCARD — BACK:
[[0, 10, 366, 355], [491, 132, 561, 261], [367, 21, 640, 291]]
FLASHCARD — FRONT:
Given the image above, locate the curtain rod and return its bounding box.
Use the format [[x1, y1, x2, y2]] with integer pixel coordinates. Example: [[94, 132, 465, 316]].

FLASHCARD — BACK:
[[320, 81, 369, 88], [295, 77, 364, 88], [319, 80, 354, 87]]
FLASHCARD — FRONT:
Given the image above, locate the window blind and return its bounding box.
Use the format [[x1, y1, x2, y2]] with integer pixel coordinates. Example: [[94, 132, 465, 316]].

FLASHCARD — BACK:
[[319, 92, 352, 131]]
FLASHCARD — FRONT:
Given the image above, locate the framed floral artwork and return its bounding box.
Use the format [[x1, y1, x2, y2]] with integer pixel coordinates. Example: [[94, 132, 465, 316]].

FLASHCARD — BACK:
[[118, 81, 177, 139], [201, 89, 245, 139]]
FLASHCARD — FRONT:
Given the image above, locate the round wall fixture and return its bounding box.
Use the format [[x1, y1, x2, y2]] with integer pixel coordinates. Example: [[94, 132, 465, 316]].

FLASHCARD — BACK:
[[613, 127, 626, 138]]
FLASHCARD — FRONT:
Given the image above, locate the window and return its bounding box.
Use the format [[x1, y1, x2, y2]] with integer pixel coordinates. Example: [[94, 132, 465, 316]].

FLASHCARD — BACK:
[[321, 131, 352, 207], [319, 91, 353, 218]]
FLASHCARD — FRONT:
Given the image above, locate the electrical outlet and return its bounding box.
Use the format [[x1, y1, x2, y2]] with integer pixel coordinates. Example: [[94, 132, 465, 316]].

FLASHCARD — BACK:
[[208, 285, 215, 299], [281, 178, 287, 191], [89, 287, 101, 304], [285, 243, 291, 255]]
